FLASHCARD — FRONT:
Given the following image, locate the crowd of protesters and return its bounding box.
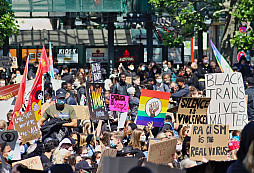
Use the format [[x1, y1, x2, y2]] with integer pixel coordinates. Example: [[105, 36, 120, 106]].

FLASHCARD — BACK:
[[0, 55, 254, 173]]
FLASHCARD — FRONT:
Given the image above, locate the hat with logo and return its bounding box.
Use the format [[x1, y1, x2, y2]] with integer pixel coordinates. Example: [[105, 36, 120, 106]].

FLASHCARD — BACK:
[[56, 88, 66, 99]]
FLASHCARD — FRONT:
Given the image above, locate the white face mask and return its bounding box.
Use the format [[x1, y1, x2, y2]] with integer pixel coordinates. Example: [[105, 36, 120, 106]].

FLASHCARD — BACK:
[[129, 66, 134, 71], [156, 79, 162, 83], [163, 64, 167, 69], [176, 144, 182, 152], [96, 158, 100, 165], [140, 135, 146, 142]]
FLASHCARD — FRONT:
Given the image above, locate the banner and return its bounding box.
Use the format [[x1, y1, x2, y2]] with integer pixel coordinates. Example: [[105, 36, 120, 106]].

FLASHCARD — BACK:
[[205, 72, 248, 130], [91, 62, 102, 82], [12, 156, 43, 170], [13, 111, 41, 144], [0, 83, 20, 100], [190, 124, 229, 161], [136, 89, 171, 127], [72, 105, 90, 120], [86, 83, 109, 120], [97, 148, 117, 173], [110, 94, 129, 112], [147, 138, 177, 164], [176, 97, 211, 124], [41, 46, 50, 74]]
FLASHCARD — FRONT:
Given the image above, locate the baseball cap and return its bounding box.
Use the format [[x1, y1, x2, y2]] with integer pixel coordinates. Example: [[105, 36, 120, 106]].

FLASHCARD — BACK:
[[75, 161, 94, 171], [56, 88, 66, 99]]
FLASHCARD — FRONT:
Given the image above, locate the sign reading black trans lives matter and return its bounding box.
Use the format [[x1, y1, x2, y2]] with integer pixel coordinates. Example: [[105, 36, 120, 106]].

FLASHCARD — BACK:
[[205, 72, 247, 130], [176, 97, 211, 124]]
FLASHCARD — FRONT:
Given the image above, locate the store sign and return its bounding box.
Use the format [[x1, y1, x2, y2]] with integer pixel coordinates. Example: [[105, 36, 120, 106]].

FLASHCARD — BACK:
[[118, 50, 135, 62], [86, 48, 108, 63], [22, 49, 49, 64], [57, 48, 78, 63]]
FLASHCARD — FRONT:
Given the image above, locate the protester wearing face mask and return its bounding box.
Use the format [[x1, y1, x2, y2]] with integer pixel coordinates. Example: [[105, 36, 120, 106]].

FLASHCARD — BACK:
[[197, 55, 213, 91], [38, 88, 78, 128], [137, 63, 148, 81], [110, 131, 124, 153], [153, 74, 171, 92], [128, 129, 147, 152], [171, 77, 190, 104]]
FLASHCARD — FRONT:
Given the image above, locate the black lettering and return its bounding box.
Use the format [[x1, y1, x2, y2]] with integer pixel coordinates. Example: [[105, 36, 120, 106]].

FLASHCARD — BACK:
[[223, 88, 230, 99], [216, 88, 223, 99], [214, 125, 219, 134], [232, 87, 238, 99], [206, 74, 214, 87], [230, 73, 237, 84], [220, 125, 227, 135], [223, 74, 230, 85], [193, 126, 198, 134]]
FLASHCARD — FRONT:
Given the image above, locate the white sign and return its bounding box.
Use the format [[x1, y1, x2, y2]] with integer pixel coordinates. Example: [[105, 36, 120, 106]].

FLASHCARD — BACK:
[[144, 48, 162, 63], [57, 48, 78, 63], [168, 48, 182, 64], [184, 41, 191, 56], [86, 48, 108, 63], [205, 72, 248, 130]]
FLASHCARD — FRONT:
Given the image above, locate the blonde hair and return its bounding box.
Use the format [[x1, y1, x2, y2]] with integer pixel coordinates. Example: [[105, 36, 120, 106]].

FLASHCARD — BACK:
[[52, 148, 70, 164], [111, 131, 124, 142], [81, 119, 91, 136], [243, 139, 254, 172], [128, 129, 143, 150], [79, 134, 87, 146], [0, 120, 7, 130], [156, 133, 168, 140]]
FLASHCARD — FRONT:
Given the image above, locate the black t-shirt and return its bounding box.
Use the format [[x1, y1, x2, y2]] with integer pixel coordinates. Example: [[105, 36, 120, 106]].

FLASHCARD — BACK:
[[41, 154, 50, 164]]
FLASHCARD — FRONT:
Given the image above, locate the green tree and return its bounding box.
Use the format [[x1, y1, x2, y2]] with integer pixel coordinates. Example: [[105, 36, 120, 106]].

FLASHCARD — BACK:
[[230, 0, 254, 51], [0, 0, 19, 48]]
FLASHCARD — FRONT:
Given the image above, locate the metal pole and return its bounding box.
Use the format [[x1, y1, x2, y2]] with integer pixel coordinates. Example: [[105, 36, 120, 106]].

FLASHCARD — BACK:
[[198, 28, 203, 62], [146, 15, 153, 63], [107, 17, 115, 76]]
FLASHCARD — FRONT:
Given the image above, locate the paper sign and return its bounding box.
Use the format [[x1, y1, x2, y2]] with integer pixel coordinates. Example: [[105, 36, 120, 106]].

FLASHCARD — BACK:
[[12, 156, 43, 170], [136, 89, 171, 127], [126, 77, 132, 85], [13, 111, 41, 144], [176, 97, 211, 124], [110, 94, 129, 112], [0, 130, 18, 150], [190, 124, 229, 161], [118, 112, 128, 128], [97, 148, 117, 173], [103, 157, 139, 173], [0, 56, 13, 68], [205, 73, 248, 130], [72, 105, 90, 120], [91, 62, 102, 82], [147, 138, 177, 164], [86, 83, 109, 120]]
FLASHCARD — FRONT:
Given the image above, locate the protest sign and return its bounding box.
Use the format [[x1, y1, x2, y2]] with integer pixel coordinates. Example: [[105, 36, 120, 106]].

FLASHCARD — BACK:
[[0, 83, 20, 100], [72, 105, 90, 120], [126, 77, 132, 85], [110, 93, 129, 112], [205, 72, 248, 130], [13, 111, 40, 144], [0, 130, 18, 150], [190, 124, 229, 161], [145, 162, 186, 173], [147, 138, 177, 164], [103, 157, 139, 173], [91, 62, 102, 82], [176, 97, 211, 125], [0, 56, 12, 68], [118, 112, 128, 128], [86, 83, 109, 120], [136, 89, 171, 127], [12, 156, 43, 170], [97, 148, 117, 173]]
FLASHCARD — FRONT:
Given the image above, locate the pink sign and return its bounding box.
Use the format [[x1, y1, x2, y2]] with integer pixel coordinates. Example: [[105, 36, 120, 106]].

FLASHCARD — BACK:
[[110, 94, 129, 112]]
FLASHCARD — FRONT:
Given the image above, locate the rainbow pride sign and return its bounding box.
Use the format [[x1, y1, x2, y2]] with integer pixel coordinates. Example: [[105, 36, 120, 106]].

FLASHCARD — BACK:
[[136, 89, 171, 127]]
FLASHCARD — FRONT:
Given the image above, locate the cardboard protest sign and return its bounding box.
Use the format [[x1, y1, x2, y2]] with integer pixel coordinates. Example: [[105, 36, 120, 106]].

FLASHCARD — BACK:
[[0, 56, 12, 68], [12, 156, 43, 170], [190, 124, 229, 161], [86, 83, 109, 120], [103, 157, 139, 173], [205, 72, 248, 130], [136, 89, 171, 127], [72, 105, 90, 120], [110, 94, 129, 112], [0, 130, 18, 150], [176, 97, 211, 125], [91, 62, 102, 82], [147, 138, 177, 164], [145, 162, 186, 173], [97, 148, 117, 173], [126, 77, 132, 85], [13, 111, 41, 144]]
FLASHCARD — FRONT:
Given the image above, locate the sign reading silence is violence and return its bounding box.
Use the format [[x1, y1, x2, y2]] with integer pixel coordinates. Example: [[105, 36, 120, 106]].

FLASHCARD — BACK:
[[190, 124, 229, 161], [136, 89, 171, 127], [176, 97, 211, 125]]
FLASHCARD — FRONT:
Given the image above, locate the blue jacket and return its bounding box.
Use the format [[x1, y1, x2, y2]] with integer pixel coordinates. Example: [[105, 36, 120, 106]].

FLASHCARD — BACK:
[[171, 84, 190, 103]]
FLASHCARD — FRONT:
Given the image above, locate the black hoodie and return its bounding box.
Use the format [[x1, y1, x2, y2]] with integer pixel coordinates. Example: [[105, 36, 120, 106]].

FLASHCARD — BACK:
[[227, 121, 254, 173]]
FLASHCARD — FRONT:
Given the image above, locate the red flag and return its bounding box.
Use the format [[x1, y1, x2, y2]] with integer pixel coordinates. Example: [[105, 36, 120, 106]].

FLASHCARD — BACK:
[[0, 83, 20, 100], [8, 57, 29, 129], [25, 52, 43, 121], [41, 45, 50, 74]]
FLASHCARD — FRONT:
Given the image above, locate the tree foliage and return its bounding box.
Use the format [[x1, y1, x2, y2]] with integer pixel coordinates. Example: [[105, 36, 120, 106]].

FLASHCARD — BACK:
[[0, 0, 19, 48], [149, 0, 223, 47], [230, 0, 254, 51]]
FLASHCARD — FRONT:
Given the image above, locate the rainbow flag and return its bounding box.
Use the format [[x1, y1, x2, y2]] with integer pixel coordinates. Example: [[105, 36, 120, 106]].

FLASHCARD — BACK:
[[136, 89, 171, 127], [210, 40, 233, 73], [48, 42, 54, 79]]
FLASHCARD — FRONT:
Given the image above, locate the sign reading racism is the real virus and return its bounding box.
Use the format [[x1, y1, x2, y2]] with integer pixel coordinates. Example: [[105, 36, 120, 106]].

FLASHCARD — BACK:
[[136, 89, 171, 127]]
